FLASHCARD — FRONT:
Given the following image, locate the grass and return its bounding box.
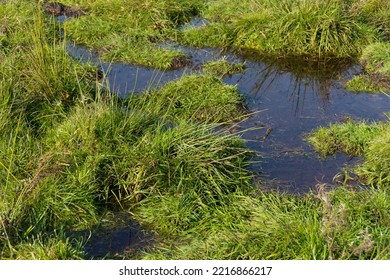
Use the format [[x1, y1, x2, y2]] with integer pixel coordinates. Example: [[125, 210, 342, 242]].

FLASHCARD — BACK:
[[37, 0, 389, 66], [180, 0, 389, 59], [345, 42, 390, 93], [202, 58, 246, 77], [136, 187, 389, 260], [127, 74, 248, 123], [59, 0, 204, 69], [307, 118, 390, 189], [0, 0, 252, 259], [1, 0, 389, 260]]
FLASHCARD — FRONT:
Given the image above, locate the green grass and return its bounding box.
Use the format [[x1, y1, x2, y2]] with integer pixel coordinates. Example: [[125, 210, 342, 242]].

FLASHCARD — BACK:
[[0, 1, 252, 259], [202, 58, 246, 77], [180, 0, 388, 59], [38, 0, 389, 66], [1, 0, 389, 260], [60, 0, 204, 69], [346, 43, 390, 93], [307, 119, 390, 189], [127, 74, 248, 123], [137, 187, 389, 260]]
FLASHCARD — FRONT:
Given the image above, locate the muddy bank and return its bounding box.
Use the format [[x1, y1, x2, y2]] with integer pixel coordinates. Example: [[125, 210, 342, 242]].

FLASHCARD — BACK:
[[42, 2, 87, 17]]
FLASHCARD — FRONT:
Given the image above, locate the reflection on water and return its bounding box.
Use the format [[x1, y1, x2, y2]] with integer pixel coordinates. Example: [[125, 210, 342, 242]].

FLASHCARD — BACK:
[[223, 55, 388, 193]]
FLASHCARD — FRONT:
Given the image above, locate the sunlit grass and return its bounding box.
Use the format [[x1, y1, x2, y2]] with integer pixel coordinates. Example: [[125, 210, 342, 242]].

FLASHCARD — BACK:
[[346, 43, 390, 93], [1, 0, 389, 260]]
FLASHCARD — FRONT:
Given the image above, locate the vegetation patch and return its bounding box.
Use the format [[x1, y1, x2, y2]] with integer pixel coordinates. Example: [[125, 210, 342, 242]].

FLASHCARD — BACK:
[[346, 43, 390, 93], [60, 0, 204, 69], [202, 58, 245, 77], [307, 119, 390, 189], [1, 1, 389, 260], [42, 1, 87, 17], [127, 74, 248, 123], [180, 0, 389, 59], [136, 187, 389, 260]]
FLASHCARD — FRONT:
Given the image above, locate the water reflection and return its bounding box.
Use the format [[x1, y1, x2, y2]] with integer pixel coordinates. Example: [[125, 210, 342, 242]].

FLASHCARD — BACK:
[[227, 54, 356, 115]]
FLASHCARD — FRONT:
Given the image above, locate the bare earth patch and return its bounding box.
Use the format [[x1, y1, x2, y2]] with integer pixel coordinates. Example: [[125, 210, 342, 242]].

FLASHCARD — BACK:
[[42, 2, 87, 17]]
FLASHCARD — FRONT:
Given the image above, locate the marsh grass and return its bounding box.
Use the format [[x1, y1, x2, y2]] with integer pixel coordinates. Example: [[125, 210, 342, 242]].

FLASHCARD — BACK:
[[307, 119, 390, 189], [202, 58, 246, 77], [1, 1, 389, 260], [1, 2, 254, 259], [138, 186, 389, 260], [179, 0, 385, 59], [61, 0, 204, 69], [127, 74, 248, 123], [346, 42, 390, 93], [50, 0, 388, 64]]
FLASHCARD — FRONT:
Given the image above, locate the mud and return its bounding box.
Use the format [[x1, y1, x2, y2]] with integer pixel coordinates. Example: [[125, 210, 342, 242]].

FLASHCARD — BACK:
[[42, 2, 87, 17]]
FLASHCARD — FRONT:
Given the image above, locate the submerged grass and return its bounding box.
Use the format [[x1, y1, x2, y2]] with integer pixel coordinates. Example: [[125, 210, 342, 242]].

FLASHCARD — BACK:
[[202, 58, 246, 77]]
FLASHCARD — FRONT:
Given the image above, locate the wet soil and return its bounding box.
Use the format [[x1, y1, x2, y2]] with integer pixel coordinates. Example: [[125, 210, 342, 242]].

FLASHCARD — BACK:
[[42, 2, 87, 17]]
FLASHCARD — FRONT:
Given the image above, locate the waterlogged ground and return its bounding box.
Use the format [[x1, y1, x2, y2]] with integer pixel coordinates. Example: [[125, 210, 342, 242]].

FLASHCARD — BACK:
[[2, 1, 389, 260], [65, 42, 390, 258], [68, 43, 390, 193]]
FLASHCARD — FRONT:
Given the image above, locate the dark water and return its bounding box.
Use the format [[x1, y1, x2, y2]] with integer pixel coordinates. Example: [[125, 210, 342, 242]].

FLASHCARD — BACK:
[[66, 40, 390, 258]]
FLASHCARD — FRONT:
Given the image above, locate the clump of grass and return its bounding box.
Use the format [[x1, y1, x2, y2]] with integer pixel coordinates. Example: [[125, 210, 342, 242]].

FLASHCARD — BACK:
[[346, 43, 390, 93], [307, 119, 390, 188], [345, 74, 388, 93], [202, 58, 245, 77], [180, 0, 380, 59], [61, 0, 204, 69], [138, 186, 389, 260], [361, 43, 390, 74], [306, 120, 386, 157], [355, 127, 390, 188], [127, 74, 248, 123], [9, 233, 86, 260]]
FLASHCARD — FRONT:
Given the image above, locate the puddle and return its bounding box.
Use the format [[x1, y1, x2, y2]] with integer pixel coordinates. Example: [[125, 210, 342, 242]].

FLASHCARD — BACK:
[[178, 17, 210, 31], [73, 212, 154, 259], [225, 58, 389, 193]]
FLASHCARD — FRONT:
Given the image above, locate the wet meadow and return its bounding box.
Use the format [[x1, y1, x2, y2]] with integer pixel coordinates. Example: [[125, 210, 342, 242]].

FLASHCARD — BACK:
[[0, 0, 389, 259]]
